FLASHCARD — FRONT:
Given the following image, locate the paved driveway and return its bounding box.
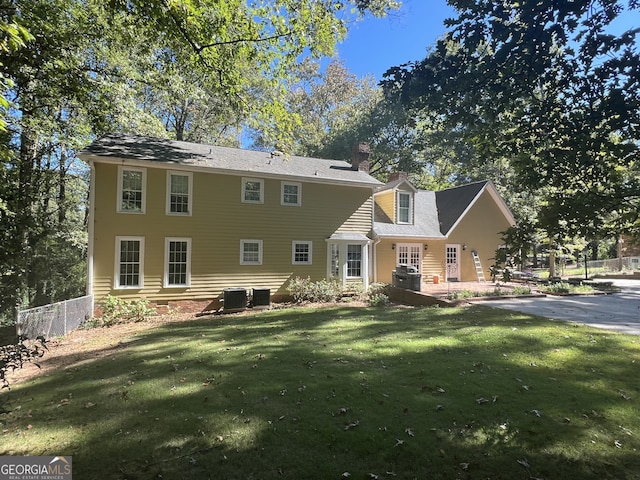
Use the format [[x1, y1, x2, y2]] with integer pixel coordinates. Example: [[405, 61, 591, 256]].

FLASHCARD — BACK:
[[480, 279, 640, 335]]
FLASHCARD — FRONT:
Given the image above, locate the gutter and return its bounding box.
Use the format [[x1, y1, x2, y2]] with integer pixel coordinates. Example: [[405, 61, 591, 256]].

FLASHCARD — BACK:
[[86, 160, 96, 312]]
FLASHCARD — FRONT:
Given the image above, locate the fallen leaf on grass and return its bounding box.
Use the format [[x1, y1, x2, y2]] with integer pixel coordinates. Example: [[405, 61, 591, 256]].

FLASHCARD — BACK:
[[85, 402, 96, 408], [405, 427, 414, 437], [344, 421, 360, 431]]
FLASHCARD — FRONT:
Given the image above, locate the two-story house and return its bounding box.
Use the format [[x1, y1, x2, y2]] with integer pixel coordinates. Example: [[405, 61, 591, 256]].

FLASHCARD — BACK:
[[79, 134, 516, 313], [79, 134, 382, 312]]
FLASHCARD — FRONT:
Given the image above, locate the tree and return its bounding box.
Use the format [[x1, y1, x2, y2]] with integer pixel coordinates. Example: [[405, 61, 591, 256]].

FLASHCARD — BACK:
[[382, 0, 640, 240], [0, 0, 401, 322]]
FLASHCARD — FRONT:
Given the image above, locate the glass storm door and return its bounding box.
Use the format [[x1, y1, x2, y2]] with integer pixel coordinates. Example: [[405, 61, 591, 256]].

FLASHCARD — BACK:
[[446, 244, 460, 281]]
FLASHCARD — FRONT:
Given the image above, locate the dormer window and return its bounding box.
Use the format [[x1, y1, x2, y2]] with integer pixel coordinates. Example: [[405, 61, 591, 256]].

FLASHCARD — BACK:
[[397, 191, 412, 224]]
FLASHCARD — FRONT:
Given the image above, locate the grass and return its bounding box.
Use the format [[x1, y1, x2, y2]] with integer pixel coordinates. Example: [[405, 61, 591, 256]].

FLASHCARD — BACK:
[[2, 305, 640, 479]]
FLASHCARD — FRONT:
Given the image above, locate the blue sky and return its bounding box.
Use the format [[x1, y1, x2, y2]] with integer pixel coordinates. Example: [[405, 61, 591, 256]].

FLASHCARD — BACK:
[[335, 0, 455, 80], [333, 0, 640, 81]]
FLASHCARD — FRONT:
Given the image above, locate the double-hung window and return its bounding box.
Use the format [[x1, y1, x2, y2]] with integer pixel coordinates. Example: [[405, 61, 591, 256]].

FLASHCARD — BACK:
[[167, 171, 192, 215], [242, 178, 264, 203], [240, 240, 263, 265], [397, 191, 412, 224], [115, 236, 144, 289], [118, 167, 146, 213], [292, 241, 312, 264], [347, 244, 362, 277], [282, 182, 301, 206], [165, 238, 191, 287]]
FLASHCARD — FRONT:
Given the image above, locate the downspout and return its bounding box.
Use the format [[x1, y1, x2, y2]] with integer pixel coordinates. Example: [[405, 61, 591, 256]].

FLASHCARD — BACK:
[[372, 237, 381, 284], [87, 159, 96, 314]]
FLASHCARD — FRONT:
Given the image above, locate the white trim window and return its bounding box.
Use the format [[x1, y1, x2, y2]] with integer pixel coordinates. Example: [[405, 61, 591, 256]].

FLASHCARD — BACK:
[[165, 238, 191, 287], [281, 181, 301, 206], [115, 236, 144, 289], [242, 178, 264, 204], [167, 171, 192, 215], [292, 241, 312, 264], [118, 166, 146, 213], [240, 239, 263, 265], [397, 191, 412, 224], [347, 244, 362, 277]]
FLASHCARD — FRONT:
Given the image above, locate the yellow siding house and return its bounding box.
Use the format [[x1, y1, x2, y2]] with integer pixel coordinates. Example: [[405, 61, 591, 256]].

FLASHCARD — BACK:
[[80, 134, 516, 313], [79, 135, 381, 312]]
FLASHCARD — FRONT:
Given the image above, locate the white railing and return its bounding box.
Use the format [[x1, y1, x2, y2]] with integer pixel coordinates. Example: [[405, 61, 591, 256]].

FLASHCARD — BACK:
[[16, 295, 93, 339]]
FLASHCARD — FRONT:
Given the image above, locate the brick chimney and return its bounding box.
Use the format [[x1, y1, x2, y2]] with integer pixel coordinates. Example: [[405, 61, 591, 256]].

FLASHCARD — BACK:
[[387, 172, 408, 183], [351, 142, 370, 173]]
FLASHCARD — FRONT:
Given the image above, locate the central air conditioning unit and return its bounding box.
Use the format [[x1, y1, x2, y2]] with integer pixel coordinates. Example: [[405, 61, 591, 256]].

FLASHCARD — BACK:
[[252, 288, 271, 309], [223, 287, 247, 312]]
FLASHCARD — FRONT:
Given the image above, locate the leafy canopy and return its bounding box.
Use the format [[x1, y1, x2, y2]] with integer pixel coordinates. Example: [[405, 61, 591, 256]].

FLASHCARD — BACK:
[[382, 0, 640, 239]]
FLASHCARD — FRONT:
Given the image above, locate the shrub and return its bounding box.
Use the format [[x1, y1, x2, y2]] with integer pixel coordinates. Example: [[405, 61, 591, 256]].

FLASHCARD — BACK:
[[542, 282, 595, 294], [512, 285, 532, 295], [101, 296, 155, 326], [1, 336, 47, 390], [368, 293, 390, 307], [287, 277, 344, 304]]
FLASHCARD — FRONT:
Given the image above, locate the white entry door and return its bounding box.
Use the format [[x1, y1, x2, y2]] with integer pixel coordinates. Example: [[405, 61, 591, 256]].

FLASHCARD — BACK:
[[445, 244, 460, 281], [397, 244, 422, 272]]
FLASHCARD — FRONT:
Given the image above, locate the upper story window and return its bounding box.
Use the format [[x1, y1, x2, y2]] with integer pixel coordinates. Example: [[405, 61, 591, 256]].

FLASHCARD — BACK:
[[167, 171, 192, 215], [240, 239, 263, 265], [292, 241, 312, 264], [242, 178, 264, 204], [282, 181, 301, 206], [118, 166, 146, 213], [115, 236, 144, 289], [397, 191, 412, 224]]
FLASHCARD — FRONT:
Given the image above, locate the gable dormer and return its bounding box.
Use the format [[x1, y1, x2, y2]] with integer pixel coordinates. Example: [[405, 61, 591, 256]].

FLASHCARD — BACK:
[[374, 172, 418, 225]]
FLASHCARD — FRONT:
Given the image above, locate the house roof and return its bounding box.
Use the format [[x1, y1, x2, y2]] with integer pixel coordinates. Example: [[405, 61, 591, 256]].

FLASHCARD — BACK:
[[373, 191, 445, 239], [376, 178, 418, 193], [436, 181, 516, 235], [373, 180, 516, 239], [435, 181, 488, 235], [78, 134, 383, 188]]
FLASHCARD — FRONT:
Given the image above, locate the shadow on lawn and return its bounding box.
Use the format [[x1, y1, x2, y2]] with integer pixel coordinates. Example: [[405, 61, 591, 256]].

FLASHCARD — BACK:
[[1, 305, 639, 479]]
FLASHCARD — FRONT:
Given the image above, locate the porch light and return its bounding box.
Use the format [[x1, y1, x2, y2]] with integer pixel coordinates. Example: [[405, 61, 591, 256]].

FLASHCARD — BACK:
[[392, 243, 396, 250], [424, 244, 428, 251], [463, 244, 467, 250]]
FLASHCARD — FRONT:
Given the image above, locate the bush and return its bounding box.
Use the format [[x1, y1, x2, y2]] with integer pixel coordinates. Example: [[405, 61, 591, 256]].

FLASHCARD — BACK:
[[1, 336, 47, 390], [368, 293, 390, 307], [100, 296, 155, 326], [287, 277, 344, 304], [512, 285, 532, 295]]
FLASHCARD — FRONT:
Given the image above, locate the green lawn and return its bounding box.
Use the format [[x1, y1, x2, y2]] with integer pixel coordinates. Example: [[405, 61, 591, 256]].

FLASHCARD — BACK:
[[2, 305, 640, 479]]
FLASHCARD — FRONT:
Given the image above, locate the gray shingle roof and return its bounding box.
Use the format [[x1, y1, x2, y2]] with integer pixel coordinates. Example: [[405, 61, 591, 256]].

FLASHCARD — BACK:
[[79, 134, 383, 188], [373, 191, 445, 238], [435, 181, 488, 235]]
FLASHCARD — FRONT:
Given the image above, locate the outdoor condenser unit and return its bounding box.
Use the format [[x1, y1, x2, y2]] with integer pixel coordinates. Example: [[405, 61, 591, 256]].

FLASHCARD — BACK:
[[252, 288, 271, 308], [223, 287, 247, 312]]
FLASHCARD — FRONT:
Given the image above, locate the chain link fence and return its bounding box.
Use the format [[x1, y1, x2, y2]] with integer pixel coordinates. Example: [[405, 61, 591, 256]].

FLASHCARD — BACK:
[[586, 256, 640, 271], [16, 295, 93, 339]]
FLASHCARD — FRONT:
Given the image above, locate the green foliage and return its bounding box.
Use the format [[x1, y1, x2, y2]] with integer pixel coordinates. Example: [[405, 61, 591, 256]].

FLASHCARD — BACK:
[[100, 296, 155, 326], [0, 0, 401, 322], [383, 0, 640, 239], [541, 282, 596, 295], [0, 336, 47, 390], [512, 285, 532, 295], [286, 277, 344, 304]]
